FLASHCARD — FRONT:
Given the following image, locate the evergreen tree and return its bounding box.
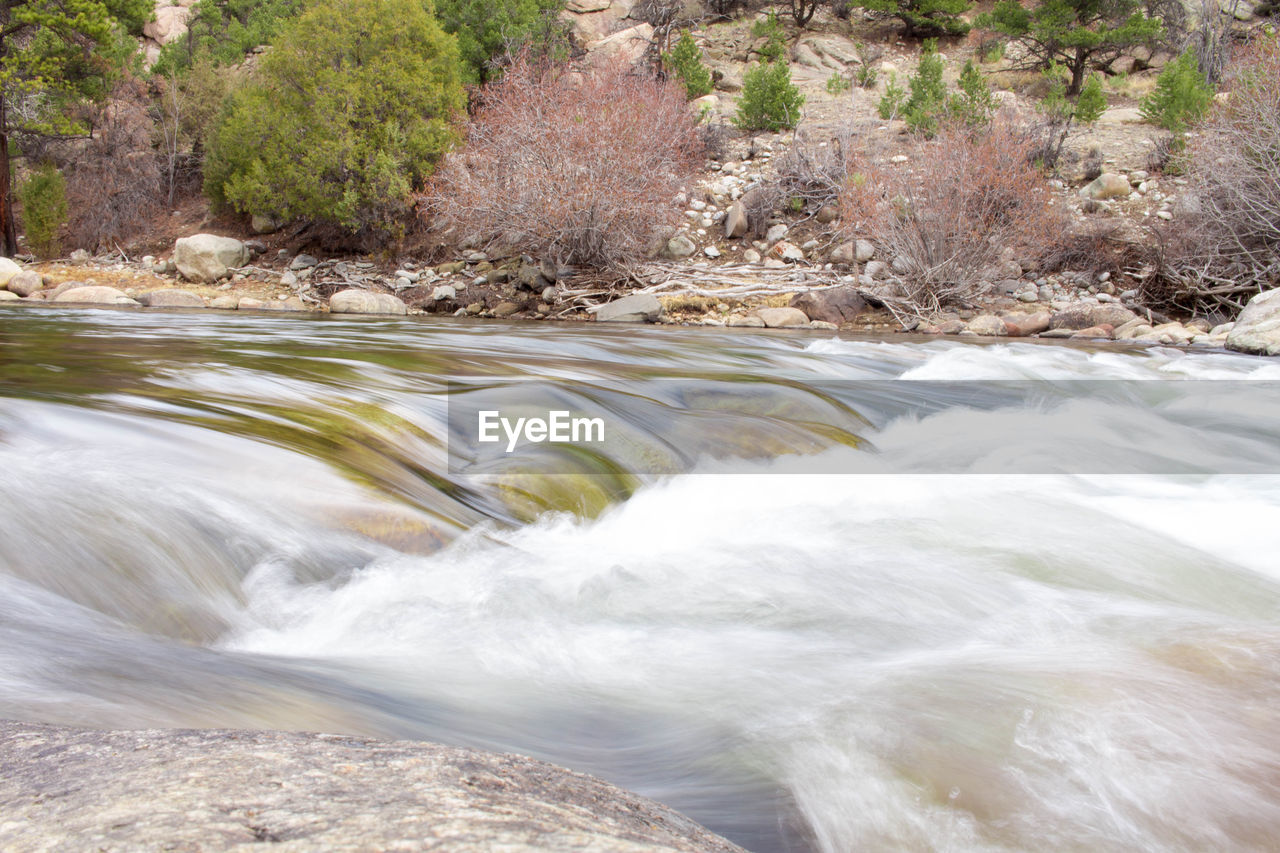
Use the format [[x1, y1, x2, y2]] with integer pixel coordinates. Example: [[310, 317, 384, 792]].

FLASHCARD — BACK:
[[947, 58, 996, 127], [735, 57, 804, 131], [434, 0, 565, 84], [0, 0, 149, 255], [850, 0, 971, 39], [976, 0, 1163, 95], [663, 29, 713, 100], [1141, 49, 1213, 133], [204, 0, 465, 238], [904, 39, 947, 134]]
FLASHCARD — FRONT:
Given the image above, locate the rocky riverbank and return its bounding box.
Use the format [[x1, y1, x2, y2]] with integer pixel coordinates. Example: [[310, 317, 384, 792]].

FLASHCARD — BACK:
[[0, 720, 744, 852], [4, 235, 1280, 357]]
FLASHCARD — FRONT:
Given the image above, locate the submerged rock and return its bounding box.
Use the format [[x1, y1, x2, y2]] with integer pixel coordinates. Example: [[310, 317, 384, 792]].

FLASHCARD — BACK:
[[0, 721, 744, 853]]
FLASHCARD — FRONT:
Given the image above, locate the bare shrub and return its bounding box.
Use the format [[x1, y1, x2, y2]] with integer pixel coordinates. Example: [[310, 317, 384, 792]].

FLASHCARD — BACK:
[[1039, 219, 1132, 278], [63, 80, 164, 252], [1141, 35, 1280, 313], [422, 55, 704, 270], [771, 124, 859, 217], [839, 119, 1065, 316]]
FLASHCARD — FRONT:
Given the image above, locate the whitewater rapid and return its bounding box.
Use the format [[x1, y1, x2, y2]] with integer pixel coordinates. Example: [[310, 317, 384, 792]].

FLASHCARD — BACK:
[[2, 308, 1279, 850]]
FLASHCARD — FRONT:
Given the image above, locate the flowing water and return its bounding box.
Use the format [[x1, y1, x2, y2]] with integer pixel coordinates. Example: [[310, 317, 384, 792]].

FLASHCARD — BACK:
[[3, 305, 1280, 851]]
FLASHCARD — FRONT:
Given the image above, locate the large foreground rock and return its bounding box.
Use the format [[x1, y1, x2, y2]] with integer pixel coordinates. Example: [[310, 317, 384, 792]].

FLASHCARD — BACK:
[[173, 234, 249, 283], [0, 721, 742, 852], [1227, 288, 1280, 356], [329, 290, 407, 315]]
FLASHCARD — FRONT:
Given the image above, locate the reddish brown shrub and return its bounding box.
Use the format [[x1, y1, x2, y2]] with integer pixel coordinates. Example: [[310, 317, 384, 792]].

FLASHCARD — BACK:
[[63, 80, 164, 252], [839, 119, 1065, 316], [421, 54, 704, 270]]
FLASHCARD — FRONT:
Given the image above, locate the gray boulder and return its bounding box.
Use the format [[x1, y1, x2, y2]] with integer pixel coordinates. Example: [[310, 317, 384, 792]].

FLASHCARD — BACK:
[[173, 234, 249, 283], [0, 721, 743, 853], [52, 286, 140, 306], [1227, 288, 1280, 356], [724, 201, 748, 239], [665, 234, 697, 259], [0, 257, 22, 288], [752, 307, 810, 328], [138, 289, 205, 308], [1080, 173, 1132, 201], [5, 271, 42, 297], [789, 286, 865, 325], [329, 290, 407, 315], [595, 293, 663, 323], [966, 314, 1010, 336], [1050, 304, 1137, 330]]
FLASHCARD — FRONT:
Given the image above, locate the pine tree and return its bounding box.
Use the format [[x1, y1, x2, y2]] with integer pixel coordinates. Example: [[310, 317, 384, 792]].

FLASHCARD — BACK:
[[663, 30, 713, 100], [947, 58, 996, 127], [850, 0, 971, 38], [1141, 49, 1213, 133], [976, 0, 1163, 95], [0, 0, 149, 255], [904, 39, 947, 134]]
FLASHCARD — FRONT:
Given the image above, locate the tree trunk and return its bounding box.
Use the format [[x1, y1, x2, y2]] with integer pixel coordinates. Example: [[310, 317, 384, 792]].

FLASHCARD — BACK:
[[0, 93, 17, 257], [1069, 49, 1088, 96]]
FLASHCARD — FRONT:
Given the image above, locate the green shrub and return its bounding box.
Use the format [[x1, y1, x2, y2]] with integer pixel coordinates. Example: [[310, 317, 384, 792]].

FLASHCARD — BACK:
[[752, 11, 787, 62], [664, 30, 714, 99], [1141, 49, 1214, 133], [735, 58, 804, 131], [1075, 71, 1108, 123], [904, 39, 947, 134], [878, 72, 907, 119], [1032, 66, 1107, 169], [947, 59, 996, 127], [826, 70, 852, 95], [204, 0, 465, 240], [435, 0, 566, 83], [18, 163, 67, 258], [979, 37, 1005, 63]]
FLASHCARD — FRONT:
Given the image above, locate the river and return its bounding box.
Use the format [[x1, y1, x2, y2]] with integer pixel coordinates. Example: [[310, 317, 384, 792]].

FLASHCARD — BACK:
[[2, 305, 1279, 851]]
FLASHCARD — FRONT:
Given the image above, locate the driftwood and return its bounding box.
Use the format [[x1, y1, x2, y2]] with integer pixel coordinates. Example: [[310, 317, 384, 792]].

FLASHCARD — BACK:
[[550, 260, 915, 324]]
